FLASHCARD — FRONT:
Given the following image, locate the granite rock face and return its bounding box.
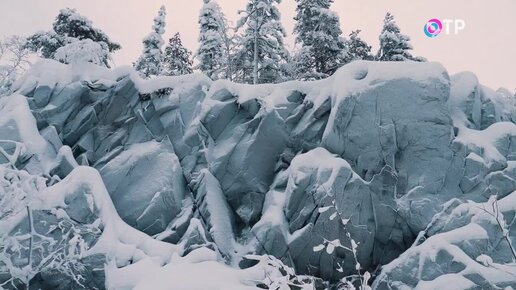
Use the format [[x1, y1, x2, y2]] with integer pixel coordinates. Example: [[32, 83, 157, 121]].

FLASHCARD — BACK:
[[253, 148, 412, 280], [2, 60, 516, 288], [98, 140, 187, 236], [373, 193, 516, 289]]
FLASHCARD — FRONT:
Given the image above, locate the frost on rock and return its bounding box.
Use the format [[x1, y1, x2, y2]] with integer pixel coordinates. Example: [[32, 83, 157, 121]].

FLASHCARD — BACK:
[[2, 59, 516, 289]]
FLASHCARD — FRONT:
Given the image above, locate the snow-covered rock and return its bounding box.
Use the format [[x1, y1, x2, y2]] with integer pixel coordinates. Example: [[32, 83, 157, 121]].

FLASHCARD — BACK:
[[253, 148, 412, 280], [2, 59, 516, 288], [373, 193, 516, 289], [98, 140, 188, 235], [449, 72, 516, 130]]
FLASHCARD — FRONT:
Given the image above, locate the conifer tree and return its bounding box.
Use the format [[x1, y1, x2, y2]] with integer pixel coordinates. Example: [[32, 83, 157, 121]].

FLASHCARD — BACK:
[[377, 13, 423, 62], [134, 5, 167, 78], [25, 8, 120, 67], [196, 0, 231, 80], [233, 0, 289, 84], [293, 0, 347, 80], [346, 30, 373, 62], [163, 33, 193, 76]]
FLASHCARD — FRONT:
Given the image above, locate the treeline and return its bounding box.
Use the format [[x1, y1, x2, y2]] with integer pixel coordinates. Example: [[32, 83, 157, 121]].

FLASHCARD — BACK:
[[23, 0, 424, 85]]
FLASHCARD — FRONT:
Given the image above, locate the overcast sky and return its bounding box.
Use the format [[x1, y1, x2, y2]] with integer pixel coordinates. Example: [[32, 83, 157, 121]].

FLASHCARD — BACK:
[[0, 0, 514, 90]]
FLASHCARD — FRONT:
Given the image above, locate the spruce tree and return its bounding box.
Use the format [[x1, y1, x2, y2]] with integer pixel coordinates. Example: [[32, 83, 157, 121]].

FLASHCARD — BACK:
[[346, 30, 373, 62], [163, 33, 193, 76], [377, 13, 423, 62], [233, 0, 289, 84], [196, 0, 231, 80], [134, 5, 167, 78], [293, 0, 347, 80], [25, 8, 120, 67], [52, 8, 121, 52]]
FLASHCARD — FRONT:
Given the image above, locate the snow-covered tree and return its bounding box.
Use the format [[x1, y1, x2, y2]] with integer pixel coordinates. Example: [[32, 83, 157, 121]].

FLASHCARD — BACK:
[[376, 13, 423, 62], [134, 5, 167, 78], [25, 8, 120, 67], [52, 8, 121, 52], [196, 0, 231, 80], [54, 39, 111, 66], [0, 145, 96, 289], [0, 36, 33, 96], [163, 33, 193, 76], [293, 0, 348, 80], [233, 0, 290, 84], [346, 30, 373, 62]]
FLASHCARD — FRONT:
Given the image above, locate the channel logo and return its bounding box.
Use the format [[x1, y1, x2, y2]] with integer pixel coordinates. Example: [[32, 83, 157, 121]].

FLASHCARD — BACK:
[[424, 18, 466, 37], [424, 19, 443, 37]]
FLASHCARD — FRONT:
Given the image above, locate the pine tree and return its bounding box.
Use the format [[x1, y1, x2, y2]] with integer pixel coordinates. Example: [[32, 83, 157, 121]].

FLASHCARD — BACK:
[[163, 33, 193, 76], [233, 0, 289, 84], [346, 30, 373, 62], [293, 0, 347, 80], [196, 0, 231, 80], [377, 13, 422, 62], [134, 5, 167, 78], [25, 8, 120, 67]]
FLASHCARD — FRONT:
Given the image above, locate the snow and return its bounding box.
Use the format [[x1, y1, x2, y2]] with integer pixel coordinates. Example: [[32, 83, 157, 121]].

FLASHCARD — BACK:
[[15, 59, 131, 94], [256, 147, 359, 246], [3, 52, 516, 289], [324, 60, 447, 103], [134, 72, 210, 94], [52, 145, 79, 169], [379, 221, 516, 287], [108, 246, 310, 290], [0, 94, 55, 171], [33, 166, 182, 265], [455, 122, 516, 165], [449, 71, 515, 129], [195, 169, 236, 257], [14, 58, 210, 98], [450, 72, 478, 102], [376, 190, 516, 289], [415, 274, 476, 290], [208, 60, 447, 110], [54, 39, 110, 66], [131, 253, 261, 290], [288, 147, 358, 189]]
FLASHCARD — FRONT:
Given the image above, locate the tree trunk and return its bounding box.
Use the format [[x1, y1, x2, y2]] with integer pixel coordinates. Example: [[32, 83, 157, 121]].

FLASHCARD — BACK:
[[225, 37, 233, 81], [253, 30, 258, 85]]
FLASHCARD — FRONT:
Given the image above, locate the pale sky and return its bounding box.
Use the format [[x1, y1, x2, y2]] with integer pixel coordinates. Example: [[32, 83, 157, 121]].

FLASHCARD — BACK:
[[0, 0, 514, 91]]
